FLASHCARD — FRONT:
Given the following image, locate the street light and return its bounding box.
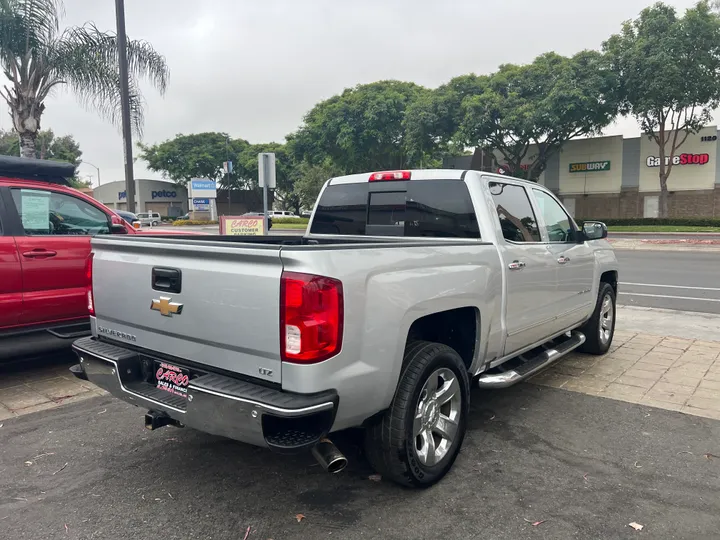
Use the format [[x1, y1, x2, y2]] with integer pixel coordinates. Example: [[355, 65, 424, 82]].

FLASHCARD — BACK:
[[81, 161, 101, 185], [114, 0, 136, 213]]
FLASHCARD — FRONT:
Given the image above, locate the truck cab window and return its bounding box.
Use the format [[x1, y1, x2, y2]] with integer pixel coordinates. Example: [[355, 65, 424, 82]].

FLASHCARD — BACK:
[[311, 180, 481, 238], [488, 182, 541, 243], [532, 189, 576, 243]]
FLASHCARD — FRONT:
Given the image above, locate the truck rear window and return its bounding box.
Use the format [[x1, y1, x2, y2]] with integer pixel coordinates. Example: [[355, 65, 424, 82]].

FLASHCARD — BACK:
[[310, 180, 481, 238]]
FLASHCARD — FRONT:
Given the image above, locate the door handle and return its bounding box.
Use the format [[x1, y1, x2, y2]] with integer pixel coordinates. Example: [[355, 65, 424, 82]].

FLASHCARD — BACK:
[[557, 256, 570, 264], [22, 249, 57, 258], [508, 260, 526, 270]]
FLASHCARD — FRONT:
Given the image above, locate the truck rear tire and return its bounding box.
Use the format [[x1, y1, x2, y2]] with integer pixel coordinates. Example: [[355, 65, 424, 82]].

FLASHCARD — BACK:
[[364, 341, 470, 488], [578, 282, 616, 355]]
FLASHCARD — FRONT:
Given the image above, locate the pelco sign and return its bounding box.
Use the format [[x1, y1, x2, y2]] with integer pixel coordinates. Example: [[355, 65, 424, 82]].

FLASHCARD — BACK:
[[646, 153, 710, 167]]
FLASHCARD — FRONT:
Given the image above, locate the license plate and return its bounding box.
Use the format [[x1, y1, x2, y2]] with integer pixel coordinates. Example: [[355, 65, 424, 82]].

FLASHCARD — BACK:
[[155, 361, 190, 399]]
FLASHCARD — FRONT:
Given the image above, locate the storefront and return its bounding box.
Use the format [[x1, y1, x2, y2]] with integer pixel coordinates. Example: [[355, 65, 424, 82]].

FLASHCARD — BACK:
[[446, 125, 720, 218], [92, 179, 188, 217]]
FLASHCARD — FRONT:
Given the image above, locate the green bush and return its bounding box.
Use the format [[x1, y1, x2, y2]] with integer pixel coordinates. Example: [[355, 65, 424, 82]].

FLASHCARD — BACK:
[[172, 220, 218, 226], [271, 217, 309, 224], [579, 218, 720, 227]]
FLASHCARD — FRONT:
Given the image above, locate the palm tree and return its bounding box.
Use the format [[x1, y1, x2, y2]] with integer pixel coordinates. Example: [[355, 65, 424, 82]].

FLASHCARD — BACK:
[[0, 0, 168, 158]]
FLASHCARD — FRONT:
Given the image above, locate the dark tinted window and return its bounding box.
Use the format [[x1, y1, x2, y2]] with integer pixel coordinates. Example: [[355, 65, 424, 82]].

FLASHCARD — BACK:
[[310, 180, 481, 238], [405, 181, 480, 238], [368, 192, 405, 225], [310, 183, 367, 235], [488, 182, 540, 242]]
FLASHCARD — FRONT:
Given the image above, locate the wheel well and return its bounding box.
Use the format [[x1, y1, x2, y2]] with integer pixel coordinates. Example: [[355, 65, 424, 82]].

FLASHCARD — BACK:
[[406, 307, 478, 370], [601, 270, 618, 292]]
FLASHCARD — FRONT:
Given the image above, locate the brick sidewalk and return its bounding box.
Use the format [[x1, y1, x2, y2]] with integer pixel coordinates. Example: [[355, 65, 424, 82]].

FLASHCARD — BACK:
[[1, 331, 719, 422], [0, 363, 107, 421], [532, 331, 720, 420]]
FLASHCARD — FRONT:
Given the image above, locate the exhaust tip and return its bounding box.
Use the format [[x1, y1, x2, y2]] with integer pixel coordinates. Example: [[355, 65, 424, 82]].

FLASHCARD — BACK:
[[326, 455, 348, 474], [312, 438, 347, 474]]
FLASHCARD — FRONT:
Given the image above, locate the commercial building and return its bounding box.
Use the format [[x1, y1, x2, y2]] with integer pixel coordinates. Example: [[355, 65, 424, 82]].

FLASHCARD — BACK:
[[92, 179, 272, 217], [93, 179, 188, 217], [445, 125, 720, 218]]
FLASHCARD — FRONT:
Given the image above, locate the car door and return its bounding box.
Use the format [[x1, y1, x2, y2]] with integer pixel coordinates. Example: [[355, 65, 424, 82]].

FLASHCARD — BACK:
[[488, 181, 559, 355], [0, 189, 23, 329], [9, 187, 111, 325], [530, 188, 595, 330]]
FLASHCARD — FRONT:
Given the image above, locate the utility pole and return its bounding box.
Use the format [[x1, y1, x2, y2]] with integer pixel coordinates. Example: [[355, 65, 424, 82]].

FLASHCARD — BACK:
[[114, 0, 136, 212]]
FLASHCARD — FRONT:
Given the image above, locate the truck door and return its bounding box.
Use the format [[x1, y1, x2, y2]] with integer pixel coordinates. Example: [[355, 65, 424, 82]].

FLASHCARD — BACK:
[[0, 189, 23, 329], [9, 187, 111, 325], [530, 188, 595, 330], [488, 181, 559, 355]]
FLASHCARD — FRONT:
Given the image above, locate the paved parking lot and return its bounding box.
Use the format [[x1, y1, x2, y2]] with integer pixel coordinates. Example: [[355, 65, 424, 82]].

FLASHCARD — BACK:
[[2, 377, 719, 539], [2, 306, 720, 539]]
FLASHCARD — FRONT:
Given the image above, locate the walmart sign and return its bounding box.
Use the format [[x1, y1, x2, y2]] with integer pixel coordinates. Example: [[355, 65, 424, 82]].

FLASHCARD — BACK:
[[568, 161, 611, 173]]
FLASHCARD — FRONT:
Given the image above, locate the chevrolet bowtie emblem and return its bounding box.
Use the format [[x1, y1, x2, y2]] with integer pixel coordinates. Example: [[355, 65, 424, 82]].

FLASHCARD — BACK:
[[150, 296, 183, 317]]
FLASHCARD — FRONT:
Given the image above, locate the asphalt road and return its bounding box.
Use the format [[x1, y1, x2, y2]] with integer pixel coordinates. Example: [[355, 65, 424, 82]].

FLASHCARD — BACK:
[[616, 250, 720, 314], [2, 384, 719, 540]]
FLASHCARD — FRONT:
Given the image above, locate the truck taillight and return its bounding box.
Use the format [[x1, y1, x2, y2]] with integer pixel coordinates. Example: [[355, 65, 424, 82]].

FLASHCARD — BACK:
[[280, 271, 343, 364], [86, 253, 95, 316], [369, 170, 411, 181]]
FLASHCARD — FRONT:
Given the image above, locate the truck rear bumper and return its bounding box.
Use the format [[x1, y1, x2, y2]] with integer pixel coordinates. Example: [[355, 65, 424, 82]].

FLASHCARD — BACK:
[[71, 337, 338, 453]]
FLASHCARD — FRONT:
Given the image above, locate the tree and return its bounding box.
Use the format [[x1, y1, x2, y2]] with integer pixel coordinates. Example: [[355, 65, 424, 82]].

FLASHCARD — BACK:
[[466, 52, 618, 180], [138, 132, 250, 186], [291, 160, 340, 211], [292, 80, 432, 173], [0, 0, 168, 158], [0, 127, 81, 166], [405, 53, 619, 181], [604, 1, 720, 217], [404, 74, 488, 166]]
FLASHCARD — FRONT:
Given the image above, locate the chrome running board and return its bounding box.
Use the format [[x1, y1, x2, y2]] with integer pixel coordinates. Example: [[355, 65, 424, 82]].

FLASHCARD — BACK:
[[477, 331, 586, 389]]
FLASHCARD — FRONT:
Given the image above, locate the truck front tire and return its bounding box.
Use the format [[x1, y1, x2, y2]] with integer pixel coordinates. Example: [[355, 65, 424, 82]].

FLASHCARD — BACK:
[[364, 341, 470, 488], [578, 282, 616, 355]]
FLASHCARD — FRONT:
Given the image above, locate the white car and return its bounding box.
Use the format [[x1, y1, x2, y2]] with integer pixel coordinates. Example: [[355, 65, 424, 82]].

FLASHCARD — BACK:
[[135, 212, 161, 227], [268, 210, 299, 218]]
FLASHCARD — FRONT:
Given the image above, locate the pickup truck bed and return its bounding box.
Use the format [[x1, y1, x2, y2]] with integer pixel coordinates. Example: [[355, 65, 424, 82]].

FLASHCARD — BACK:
[[72, 169, 618, 487]]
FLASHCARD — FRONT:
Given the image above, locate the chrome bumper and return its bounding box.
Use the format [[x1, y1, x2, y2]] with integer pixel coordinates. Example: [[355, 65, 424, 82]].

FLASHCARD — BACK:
[[71, 337, 338, 452]]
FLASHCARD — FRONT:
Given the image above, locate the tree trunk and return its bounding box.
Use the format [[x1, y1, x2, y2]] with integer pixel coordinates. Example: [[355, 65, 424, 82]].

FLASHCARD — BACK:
[[659, 174, 669, 218], [19, 131, 37, 159], [8, 90, 44, 159]]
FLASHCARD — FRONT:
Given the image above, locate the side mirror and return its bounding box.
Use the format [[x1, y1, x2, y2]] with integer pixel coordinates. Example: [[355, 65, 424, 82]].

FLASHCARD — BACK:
[[111, 223, 128, 234], [581, 221, 608, 241]]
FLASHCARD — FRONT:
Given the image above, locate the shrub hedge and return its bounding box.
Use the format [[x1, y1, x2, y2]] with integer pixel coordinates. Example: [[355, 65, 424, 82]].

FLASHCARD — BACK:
[[580, 218, 720, 227], [272, 217, 309, 224], [172, 220, 218, 226]]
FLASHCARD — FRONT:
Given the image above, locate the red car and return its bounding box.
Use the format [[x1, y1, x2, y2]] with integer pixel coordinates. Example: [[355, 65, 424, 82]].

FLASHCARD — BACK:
[[0, 156, 141, 360]]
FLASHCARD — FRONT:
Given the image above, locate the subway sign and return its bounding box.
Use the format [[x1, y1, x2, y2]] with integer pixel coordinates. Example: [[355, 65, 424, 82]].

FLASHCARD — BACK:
[[646, 153, 710, 167], [569, 161, 611, 173]]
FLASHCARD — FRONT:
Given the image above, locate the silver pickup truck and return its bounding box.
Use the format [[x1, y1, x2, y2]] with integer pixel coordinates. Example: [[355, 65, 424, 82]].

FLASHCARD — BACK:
[[71, 169, 618, 487]]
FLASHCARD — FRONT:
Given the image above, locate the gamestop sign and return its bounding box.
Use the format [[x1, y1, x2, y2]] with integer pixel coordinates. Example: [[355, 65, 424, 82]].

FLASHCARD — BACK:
[[646, 153, 710, 167]]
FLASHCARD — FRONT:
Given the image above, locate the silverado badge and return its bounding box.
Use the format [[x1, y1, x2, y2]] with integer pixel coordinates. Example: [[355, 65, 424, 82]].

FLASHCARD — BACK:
[[151, 296, 183, 317]]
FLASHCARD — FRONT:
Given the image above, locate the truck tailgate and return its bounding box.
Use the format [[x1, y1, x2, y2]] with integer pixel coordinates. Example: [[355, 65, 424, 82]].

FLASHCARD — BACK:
[[90, 238, 283, 384]]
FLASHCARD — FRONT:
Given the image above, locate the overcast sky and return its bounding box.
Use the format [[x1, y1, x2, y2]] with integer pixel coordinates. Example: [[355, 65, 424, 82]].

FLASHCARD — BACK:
[[0, 0, 705, 185]]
